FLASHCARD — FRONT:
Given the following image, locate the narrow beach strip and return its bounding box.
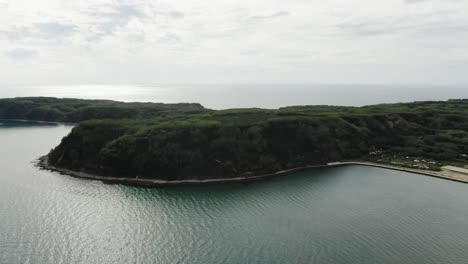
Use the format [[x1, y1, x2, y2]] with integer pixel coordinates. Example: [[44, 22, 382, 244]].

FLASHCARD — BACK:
[[37, 157, 468, 187], [329, 161, 468, 184]]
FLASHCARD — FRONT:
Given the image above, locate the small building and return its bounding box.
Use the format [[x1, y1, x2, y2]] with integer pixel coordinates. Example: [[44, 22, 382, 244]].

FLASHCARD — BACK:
[[441, 166, 468, 176]]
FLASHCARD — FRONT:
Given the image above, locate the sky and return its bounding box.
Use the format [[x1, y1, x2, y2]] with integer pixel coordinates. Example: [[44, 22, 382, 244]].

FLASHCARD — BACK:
[[1, 0, 468, 86]]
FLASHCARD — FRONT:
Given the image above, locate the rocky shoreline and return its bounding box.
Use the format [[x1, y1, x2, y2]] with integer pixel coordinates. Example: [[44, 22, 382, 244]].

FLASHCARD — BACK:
[[36, 156, 331, 187], [37, 157, 468, 188]]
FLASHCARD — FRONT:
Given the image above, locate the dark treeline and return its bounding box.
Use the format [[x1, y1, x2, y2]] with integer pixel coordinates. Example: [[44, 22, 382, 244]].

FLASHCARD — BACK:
[[0, 97, 207, 122], [44, 99, 468, 180]]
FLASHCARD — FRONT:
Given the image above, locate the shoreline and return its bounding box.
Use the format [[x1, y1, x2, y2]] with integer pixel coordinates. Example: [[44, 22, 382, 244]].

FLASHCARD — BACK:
[[37, 157, 468, 188], [36, 156, 331, 187], [329, 162, 468, 184], [0, 119, 75, 126]]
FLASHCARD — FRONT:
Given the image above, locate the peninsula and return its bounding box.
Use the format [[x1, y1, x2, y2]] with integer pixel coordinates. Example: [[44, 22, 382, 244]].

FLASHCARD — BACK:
[[0, 97, 207, 122], [3, 97, 468, 185]]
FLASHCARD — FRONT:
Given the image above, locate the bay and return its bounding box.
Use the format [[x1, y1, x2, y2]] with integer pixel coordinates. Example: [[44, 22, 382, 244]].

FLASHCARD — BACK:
[[1, 121, 468, 263]]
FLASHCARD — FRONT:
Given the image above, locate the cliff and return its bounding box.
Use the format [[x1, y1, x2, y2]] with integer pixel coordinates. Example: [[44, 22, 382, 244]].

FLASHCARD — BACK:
[[47, 100, 468, 180]]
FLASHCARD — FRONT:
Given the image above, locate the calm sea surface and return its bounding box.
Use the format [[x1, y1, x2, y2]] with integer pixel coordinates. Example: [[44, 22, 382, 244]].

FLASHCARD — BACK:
[[1, 121, 468, 264], [1, 84, 467, 109]]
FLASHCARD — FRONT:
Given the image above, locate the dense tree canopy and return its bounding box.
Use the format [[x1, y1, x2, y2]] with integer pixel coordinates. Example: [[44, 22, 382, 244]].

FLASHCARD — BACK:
[[43, 99, 468, 180], [0, 97, 207, 122]]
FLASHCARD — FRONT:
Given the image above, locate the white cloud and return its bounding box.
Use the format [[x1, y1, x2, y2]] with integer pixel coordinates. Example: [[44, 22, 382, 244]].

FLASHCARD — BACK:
[[0, 0, 467, 85], [5, 48, 37, 60]]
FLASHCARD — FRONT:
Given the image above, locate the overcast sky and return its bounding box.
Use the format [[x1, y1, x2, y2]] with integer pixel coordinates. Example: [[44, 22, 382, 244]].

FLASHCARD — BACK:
[[1, 0, 468, 86]]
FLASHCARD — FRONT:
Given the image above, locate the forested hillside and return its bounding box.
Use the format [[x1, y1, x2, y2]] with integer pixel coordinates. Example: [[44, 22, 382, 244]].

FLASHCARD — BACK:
[[47, 100, 468, 180], [0, 97, 207, 122]]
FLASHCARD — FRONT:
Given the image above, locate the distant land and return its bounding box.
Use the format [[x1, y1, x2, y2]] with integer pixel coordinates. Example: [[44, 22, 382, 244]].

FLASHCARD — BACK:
[[2, 97, 468, 185], [3, 84, 468, 109], [0, 97, 207, 122]]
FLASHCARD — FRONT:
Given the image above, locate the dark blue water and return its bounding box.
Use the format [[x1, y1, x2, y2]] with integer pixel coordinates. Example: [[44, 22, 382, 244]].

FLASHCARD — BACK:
[[1, 121, 468, 263]]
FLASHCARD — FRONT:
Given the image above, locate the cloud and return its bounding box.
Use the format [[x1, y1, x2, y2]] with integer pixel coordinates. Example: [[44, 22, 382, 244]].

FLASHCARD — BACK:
[[36, 22, 76, 39], [4, 48, 37, 60], [333, 7, 468, 38], [1, 27, 30, 41], [169, 11, 184, 19], [1, 23, 75, 41], [0, 0, 467, 85], [335, 21, 398, 36], [404, 0, 430, 3], [250, 11, 289, 21], [88, 4, 145, 39]]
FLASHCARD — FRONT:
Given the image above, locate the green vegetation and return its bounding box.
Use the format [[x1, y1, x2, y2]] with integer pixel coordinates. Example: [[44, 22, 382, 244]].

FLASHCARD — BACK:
[[0, 97, 207, 122], [45, 99, 468, 180]]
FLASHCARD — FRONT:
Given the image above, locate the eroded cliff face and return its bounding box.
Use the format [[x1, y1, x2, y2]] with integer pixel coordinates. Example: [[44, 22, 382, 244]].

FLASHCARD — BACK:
[[48, 118, 368, 180]]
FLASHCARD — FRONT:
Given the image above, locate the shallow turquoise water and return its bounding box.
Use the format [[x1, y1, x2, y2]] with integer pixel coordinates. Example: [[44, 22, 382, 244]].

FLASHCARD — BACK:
[[1, 121, 468, 264]]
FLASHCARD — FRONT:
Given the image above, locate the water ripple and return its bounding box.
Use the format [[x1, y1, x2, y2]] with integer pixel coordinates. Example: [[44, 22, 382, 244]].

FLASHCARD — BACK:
[[1, 124, 468, 264]]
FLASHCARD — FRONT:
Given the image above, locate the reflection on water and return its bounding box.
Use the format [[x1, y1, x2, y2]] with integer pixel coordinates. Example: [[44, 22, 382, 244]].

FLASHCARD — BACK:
[[2, 84, 467, 109], [1, 121, 468, 264]]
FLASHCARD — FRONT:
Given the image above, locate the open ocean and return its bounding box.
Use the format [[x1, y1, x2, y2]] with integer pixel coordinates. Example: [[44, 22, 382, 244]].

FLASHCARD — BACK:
[[1, 84, 467, 109]]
